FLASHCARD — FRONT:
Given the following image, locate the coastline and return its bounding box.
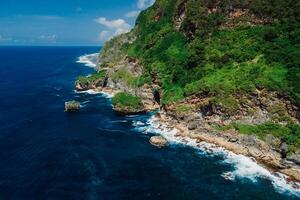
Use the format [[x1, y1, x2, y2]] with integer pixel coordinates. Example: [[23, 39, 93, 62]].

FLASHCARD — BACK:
[[76, 86, 300, 196], [144, 113, 300, 195], [76, 53, 300, 196]]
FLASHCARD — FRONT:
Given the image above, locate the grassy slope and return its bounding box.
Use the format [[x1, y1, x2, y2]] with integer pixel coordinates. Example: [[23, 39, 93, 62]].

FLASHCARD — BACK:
[[102, 0, 300, 150], [125, 0, 300, 105]]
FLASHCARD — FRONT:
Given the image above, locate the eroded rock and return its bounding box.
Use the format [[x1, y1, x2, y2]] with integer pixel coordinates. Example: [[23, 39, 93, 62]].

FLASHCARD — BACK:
[[149, 136, 168, 148], [65, 101, 80, 112]]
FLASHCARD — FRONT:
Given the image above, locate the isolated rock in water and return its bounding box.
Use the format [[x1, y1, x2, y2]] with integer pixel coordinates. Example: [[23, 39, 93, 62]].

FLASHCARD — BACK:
[[65, 101, 80, 112], [149, 136, 168, 148]]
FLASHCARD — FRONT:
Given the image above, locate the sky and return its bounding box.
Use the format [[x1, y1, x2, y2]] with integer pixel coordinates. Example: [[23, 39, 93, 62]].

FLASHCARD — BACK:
[[0, 0, 155, 46]]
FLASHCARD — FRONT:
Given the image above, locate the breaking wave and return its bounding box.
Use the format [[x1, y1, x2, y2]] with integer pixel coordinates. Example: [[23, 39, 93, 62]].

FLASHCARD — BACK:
[[77, 53, 99, 68], [132, 115, 300, 197]]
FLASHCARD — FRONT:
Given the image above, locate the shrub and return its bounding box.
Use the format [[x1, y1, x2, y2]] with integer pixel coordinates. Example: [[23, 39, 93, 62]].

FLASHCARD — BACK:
[[222, 122, 300, 152], [77, 70, 106, 85], [112, 92, 143, 110]]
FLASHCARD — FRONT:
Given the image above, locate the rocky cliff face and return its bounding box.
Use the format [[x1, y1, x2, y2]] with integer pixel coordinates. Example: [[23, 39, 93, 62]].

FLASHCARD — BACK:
[[78, 0, 300, 180]]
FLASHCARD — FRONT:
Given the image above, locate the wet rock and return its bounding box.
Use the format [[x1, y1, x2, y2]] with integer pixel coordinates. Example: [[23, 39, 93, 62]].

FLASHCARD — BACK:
[[280, 168, 300, 182], [65, 101, 80, 112], [188, 121, 198, 130], [149, 136, 168, 148]]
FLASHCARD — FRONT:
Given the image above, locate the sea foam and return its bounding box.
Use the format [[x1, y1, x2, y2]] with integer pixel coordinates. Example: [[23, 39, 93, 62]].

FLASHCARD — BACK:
[[132, 115, 300, 197], [77, 53, 99, 68], [74, 89, 113, 98], [73, 57, 300, 196]]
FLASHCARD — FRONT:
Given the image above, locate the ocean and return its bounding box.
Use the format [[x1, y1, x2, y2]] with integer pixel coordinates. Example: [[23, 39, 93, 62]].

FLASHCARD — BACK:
[[0, 46, 299, 199]]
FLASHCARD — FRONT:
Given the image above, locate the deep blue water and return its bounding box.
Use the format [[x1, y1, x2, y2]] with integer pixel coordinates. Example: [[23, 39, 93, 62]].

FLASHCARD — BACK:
[[0, 46, 298, 200]]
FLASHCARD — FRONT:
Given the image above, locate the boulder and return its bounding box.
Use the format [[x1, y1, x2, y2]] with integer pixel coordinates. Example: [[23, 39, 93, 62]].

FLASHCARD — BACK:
[[228, 137, 238, 143], [280, 142, 289, 158], [265, 134, 281, 150], [149, 136, 168, 148], [188, 121, 198, 130], [287, 154, 300, 165], [241, 135, 257, 146], [65, 101, 80, 112]]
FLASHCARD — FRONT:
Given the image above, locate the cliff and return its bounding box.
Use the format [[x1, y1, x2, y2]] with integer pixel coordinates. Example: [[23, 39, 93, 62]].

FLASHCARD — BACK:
[[77, 0, 300, 181]]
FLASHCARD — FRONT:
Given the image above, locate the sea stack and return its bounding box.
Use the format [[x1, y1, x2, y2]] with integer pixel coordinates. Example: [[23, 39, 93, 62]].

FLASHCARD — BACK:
[[65, 101, 80, 112]]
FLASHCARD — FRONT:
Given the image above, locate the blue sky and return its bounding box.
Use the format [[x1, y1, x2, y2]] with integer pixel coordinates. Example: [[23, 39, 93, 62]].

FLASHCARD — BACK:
[[0, 0, 154, 46]]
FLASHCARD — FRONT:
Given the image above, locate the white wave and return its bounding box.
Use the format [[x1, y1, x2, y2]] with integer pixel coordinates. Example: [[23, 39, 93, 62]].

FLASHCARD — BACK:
[[77, 53, 99, 68], [223, 153, 300, 196], [74, 89, 112, 98], [81, 100, 90, 104], [75, 89, 102, 95], [132, 121, 145, 127], [132, 115, 300, 197]]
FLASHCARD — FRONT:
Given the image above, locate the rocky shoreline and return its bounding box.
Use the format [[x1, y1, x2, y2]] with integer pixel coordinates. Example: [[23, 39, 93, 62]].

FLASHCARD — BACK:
[[78, 85, 300, 188], [75, 51, 300, 189], [154, 112, 300, 184]]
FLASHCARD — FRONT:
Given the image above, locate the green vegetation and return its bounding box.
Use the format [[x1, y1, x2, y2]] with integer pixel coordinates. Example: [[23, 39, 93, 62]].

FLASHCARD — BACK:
[[77, 70, 106, 85], [215, 122, 300, 152], [118, 0, 300, 105], [98, 0, 300, 151], [112, 92, 144, 110], [111, 69, 138, 87], [175, 104, 193, 115]]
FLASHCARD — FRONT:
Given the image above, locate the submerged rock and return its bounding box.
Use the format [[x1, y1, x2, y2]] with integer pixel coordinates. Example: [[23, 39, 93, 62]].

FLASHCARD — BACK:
[[149, 136, 168, 148], [65, 101, 80, 112]]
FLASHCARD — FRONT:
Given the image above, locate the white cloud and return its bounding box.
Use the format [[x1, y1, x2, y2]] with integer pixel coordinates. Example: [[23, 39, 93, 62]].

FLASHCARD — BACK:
[[39, 34, 57, 41], [126, 0, 155, 18], [95, 0, 155, 42], [95, 17, 131, 30], [97, 31, 110, 41], [95, 17, 132, 41], [125, 10, 140, 18], [137, 0, 155, 9]]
